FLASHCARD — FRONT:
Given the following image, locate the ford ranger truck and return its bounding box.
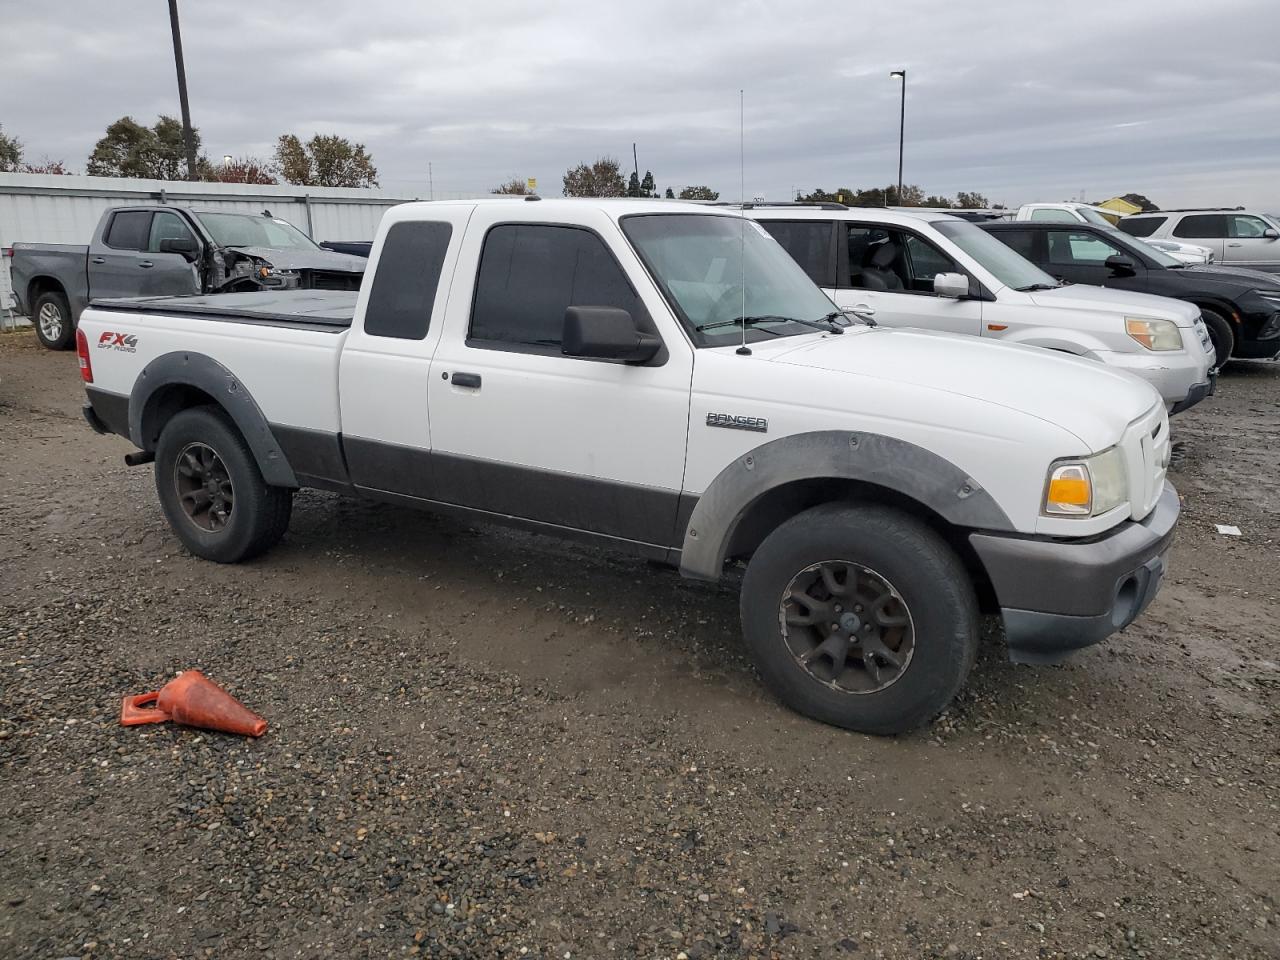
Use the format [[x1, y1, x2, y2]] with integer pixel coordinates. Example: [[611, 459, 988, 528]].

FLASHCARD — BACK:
[[76, 198, 1178, 735]]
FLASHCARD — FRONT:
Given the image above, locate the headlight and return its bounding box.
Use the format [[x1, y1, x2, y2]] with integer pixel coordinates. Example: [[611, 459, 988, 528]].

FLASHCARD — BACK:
[[1126, 317, 1182, 351], [1042, 446, 1128, 518]]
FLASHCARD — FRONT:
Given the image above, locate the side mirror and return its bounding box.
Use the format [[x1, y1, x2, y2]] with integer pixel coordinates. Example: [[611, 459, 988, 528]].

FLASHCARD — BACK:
[[160, 237, 198, 260], [932, 272, 969, 299], [562, 306, 661, 364], [1105, 254, 1136, 276], [1263, 228, 1279, 240]]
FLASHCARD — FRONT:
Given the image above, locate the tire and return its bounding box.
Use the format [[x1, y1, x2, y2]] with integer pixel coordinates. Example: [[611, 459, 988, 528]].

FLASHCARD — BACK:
[[740, 503, 978, 735], [32, 289, 74, 350], [1200, 307, 1234, 366], [154, 407, 293, 563]]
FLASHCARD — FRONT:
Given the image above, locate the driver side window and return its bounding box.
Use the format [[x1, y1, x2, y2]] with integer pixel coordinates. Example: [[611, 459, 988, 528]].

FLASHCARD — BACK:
[[1229, 215, 1270, 238], [148, 211, 196, 254], [1047, 231, 1122, 265]]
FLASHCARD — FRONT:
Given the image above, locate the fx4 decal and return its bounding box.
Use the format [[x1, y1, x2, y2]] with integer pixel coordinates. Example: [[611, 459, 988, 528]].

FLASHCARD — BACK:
[[98, 332, 139, 353]]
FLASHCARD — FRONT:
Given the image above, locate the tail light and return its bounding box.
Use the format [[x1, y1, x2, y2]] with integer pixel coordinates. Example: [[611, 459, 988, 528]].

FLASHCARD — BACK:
[[76, 329, 93, 383], [1, 247, 12, 258]]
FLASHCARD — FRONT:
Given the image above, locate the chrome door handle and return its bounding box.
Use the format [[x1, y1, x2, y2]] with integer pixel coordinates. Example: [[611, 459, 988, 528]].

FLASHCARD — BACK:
[[852, 303, 875, 316], [138, 260, 155, 268], [90, 257, 106, 264], [1227, 242, 1242, 248]]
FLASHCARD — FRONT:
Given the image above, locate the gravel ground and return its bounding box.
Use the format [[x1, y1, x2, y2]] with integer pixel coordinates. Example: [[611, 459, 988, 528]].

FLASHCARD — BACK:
[[0, 329, 1276, 960]]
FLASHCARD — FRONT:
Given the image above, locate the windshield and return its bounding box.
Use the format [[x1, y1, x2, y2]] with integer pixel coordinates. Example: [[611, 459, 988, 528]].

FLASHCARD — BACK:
[[621, 214, 843, 346], [932, 219, 1059, 290], [195, 213, 319, 250], [1078, 207, 1115, 227]]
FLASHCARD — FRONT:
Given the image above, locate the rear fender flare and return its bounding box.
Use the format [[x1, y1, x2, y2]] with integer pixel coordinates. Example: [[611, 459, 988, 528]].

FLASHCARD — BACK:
[[678, 430, 1013, 580], [128, 351, 298, 488]]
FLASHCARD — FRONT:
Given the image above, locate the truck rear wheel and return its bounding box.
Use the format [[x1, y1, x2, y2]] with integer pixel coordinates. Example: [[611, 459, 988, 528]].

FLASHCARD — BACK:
[[740, 503, 978, 735], [33, 290, 74, 350], [154, 407, 292, 563]]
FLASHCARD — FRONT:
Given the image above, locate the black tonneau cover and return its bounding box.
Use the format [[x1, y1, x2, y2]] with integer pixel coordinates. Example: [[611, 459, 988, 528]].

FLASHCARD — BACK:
[[89, 291, 358, 330]]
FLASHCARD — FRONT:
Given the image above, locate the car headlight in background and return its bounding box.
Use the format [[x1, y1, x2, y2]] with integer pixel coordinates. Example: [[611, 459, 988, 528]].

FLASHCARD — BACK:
[[1125, 317, 1182, 351], [1042, 446, 1128, 518]]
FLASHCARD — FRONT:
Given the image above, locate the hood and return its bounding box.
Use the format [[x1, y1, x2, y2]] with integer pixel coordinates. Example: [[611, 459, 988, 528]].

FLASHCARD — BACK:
[[1028, 283, 1200, 326], [760, 327, 1160, 451], [224, 245, 367, 273], [1181, 263, 1280, 288]]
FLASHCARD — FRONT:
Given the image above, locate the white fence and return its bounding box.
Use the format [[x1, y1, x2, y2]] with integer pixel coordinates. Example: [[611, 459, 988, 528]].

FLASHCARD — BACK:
[[0, 172, 423, 319]]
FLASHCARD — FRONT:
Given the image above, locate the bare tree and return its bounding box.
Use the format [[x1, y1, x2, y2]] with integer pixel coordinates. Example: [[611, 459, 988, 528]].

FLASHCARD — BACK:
[[562, 157, 626, 197], [492, 177, 529, 195]]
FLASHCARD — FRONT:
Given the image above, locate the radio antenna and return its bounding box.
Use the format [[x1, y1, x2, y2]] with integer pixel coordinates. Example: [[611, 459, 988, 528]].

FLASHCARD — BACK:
[[736, 88, 750, 356]]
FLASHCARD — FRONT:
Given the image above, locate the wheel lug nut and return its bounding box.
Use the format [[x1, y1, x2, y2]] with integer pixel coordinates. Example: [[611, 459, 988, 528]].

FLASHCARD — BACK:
[[834, 605, 842, 613]]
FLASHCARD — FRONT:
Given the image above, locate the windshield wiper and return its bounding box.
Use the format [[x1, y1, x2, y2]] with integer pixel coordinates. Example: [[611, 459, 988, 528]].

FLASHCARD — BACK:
[[697, 313, 844, 335], [1015, 282, 1061, 291]]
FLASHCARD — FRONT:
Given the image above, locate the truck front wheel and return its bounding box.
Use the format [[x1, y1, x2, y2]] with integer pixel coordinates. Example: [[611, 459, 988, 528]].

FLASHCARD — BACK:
[[33, 290, 74, 350], [154, 407, 292, 563], [740, 503, 978, 735]]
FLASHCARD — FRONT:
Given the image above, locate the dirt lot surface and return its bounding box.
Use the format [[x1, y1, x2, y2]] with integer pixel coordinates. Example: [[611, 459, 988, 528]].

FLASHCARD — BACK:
[[1, 329, 1276, 960]]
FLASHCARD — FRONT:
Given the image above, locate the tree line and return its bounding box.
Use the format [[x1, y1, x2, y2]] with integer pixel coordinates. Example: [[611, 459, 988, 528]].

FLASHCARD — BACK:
[[797, 185, 993, 209], [0, 116, 378, 187]]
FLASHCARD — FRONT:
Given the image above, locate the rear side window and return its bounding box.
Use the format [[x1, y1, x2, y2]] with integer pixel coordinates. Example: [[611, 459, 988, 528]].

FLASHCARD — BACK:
[[1119, 217, 1164, 238], [104, 211, 153, 251], [758, 220, 834, 285], [1173, 214, 1227, 239], [470, 224, 640, 349], [363, 221, 452, 340]]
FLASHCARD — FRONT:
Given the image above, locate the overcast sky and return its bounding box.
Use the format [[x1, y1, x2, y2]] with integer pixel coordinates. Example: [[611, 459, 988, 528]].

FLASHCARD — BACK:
[[3, 0, 1278, 208]]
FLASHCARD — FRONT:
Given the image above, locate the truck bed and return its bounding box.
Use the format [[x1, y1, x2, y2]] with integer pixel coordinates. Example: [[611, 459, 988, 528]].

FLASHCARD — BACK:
[[90, 291, 358, 330]]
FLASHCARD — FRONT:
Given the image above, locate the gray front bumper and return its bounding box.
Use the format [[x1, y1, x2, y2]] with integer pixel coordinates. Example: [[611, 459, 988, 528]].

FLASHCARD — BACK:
[[969, 482, 1180, 664]]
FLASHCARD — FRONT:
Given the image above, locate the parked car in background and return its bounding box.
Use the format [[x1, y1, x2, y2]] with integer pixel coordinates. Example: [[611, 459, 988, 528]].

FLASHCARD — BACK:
[[77, 197, 1179, 735], [1118, 209, 1280, 273], [1140, 238, 1214, 265], [1014, 203, 1121, 226], [9, 206, 367, 349], [978, 221, 1280, 363], [319, 240, 373, 258], [745, 204, 1216, 414]]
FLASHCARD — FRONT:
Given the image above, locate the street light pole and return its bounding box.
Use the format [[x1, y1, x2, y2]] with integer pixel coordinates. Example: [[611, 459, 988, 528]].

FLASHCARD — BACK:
[[890, 69, 906, 205], [167, 0, 199, 181]]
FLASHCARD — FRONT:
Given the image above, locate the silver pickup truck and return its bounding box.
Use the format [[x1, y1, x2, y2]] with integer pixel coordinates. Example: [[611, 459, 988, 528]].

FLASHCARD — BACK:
[[9, 205, 367, 349]]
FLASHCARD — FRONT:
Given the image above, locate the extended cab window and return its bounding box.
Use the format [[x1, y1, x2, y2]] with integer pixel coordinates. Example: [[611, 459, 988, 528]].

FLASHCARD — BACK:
[[148, 211, 196, 253], [104, 211, 152, 251], [758, 220, 834, 286], [364, 221, 452, 340], [1173, 214, 1227, 239], [470, 224, 640, 350], [1028, 208, 1077, 223]]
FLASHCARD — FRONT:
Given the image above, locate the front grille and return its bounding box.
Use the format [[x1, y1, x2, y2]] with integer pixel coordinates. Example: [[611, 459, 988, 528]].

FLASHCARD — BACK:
[[301, 270, 362, 291]]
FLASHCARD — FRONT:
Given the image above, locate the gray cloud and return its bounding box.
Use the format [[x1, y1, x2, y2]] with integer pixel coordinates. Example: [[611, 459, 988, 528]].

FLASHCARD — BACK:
[[4, 0, 1278, 208]]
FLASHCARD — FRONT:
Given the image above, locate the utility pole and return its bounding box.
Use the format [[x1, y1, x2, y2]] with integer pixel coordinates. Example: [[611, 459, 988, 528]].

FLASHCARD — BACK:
[[167, 0, 198, 180], [632, 142, 639, 190], [890, 70, 906, 205], [429, 162, 434, 200]]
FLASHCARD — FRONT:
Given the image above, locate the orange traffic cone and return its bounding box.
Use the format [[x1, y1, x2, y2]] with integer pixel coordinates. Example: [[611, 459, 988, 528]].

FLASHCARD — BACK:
[[121, 670, 268, 737]]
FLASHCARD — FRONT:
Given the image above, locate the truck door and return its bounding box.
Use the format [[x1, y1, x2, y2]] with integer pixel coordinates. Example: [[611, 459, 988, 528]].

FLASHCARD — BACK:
[[425, 207, 694, 548], [144, 211, 202, 296]]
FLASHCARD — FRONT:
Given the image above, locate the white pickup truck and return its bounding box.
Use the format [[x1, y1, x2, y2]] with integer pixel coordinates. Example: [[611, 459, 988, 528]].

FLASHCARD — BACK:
[[77, 198, 1178, 735], [746, 205, 1217, 414]]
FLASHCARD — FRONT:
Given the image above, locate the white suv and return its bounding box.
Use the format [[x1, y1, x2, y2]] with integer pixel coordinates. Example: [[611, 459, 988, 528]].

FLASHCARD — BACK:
[[744, 204, 1216, 414], [1119, 209, 1280, 273]]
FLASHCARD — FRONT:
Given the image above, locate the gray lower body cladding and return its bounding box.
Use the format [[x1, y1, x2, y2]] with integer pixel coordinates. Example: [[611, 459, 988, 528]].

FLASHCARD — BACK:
[[969, 482, 1180, 664]]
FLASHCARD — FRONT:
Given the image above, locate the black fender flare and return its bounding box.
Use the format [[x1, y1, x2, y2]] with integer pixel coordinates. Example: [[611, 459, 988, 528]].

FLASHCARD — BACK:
[[128, 351, 299, 488], [678, 430, 1014, 580]]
